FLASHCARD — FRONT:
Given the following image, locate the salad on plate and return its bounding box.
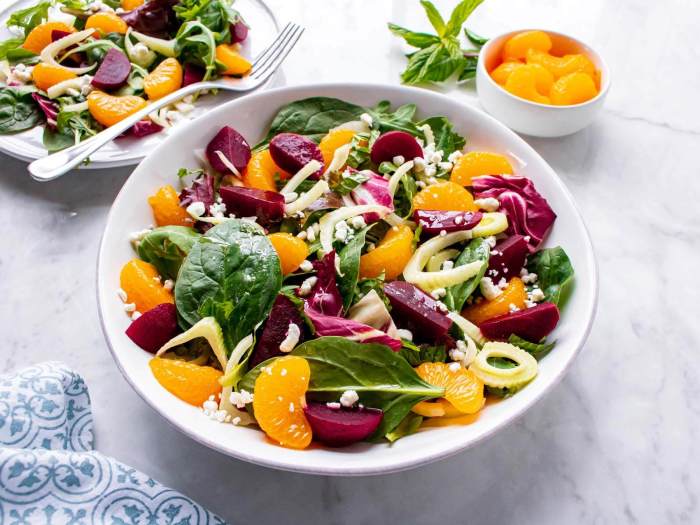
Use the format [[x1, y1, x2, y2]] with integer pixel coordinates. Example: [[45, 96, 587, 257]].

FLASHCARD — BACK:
[[0, 0, 251, 151], [118, 96, 575, 449]]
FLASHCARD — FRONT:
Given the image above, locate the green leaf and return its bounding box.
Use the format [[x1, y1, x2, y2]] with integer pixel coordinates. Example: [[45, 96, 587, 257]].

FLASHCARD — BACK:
[[174, 219, 282, 351], [508, 335, 556, 360], [387, 23, 440, 49], [137, 226, 201, 281], [6, 48, 39, 65], [7, 1, 50, 34], [331, 169, 369, 196], [386, 412, 423, 442], [457, 56, 478, 81], [176, 21, 218, 80], [0, 87, 42, 134], [465, 27, 488, 47], [398, 341, 447, 366], [418, 116, 466, 156], [239, 337, 444, 437], [0, 38, 25, 60], [444, 0, 484, 37], [370, 100, 420, 135], [420, 0, 446, 37], [444, 238, 490, 311], [174, 0, 242, 45], [401, 40, 466, 84], [393, 171, 417, 218], [526, 246, 574, 306], [42, 127, 74, 152], [337, 225, 372, 312]]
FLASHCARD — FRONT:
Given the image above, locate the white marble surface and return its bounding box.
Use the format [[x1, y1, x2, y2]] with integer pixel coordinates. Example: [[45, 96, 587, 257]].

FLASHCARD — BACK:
[[1, 0, 699, 523]]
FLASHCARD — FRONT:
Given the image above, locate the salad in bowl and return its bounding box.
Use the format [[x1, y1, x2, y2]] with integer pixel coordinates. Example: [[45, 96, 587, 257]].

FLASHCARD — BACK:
[[115, 95, 575, 451], [0, 0, 251, 152]]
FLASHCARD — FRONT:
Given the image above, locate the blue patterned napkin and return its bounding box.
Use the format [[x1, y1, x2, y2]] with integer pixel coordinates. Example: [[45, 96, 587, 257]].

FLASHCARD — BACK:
[[0, 362, 225, 524]]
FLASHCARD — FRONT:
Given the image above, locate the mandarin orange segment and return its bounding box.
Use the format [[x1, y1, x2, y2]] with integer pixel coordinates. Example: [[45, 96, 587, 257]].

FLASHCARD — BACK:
[[549, 72, 598, 105], [462, 277, 527, 325], [31, 63, 77, 92], [148, 184, 193, 227], [243, 149, 289, 191], [22, 22, 76, 54], [149, 358, 223, 406], [85, 12, 128, 36], [502, 30, 552, 61], [359, 224, 414, 280], [412, 181, 478, 212], [144, 58, 183, 100], [268, 232, 309, 275], [319, 129, 357, 167], [526, 49, 596, 80], [415, 362, 485, 414], [120, 259, 174, 313], [215, 44, 252, 75], [87, 90, 148, 127], [490, 61, 523, 85], [504, 65, 550, 104], [450, 152, 513, 187], [121, 0, 144, 9], [253, 356, 312, 449]]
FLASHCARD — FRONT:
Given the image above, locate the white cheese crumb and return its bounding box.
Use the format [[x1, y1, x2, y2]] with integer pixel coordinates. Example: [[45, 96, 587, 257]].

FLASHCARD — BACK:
[[521, 271, 538, 284], [350, 215, 366, 230], [123, 302, 136, 313], [413, 157, 426, 172], [209, 202, 227, 218], [131, 311, 141, 320], [448, 362, 461, 372], [360, 112, 374, 128], [454, 215, 464, 225], [473, 197, 500, 212], [299, 259, 314, 272], [298, 276, 318, 296], [186, 201, 206, 219], [396, 328, 413, 341], [484, 235, 497, 248], [439, 229, 447, 237], [449, 348, 465, 362], [393, 155, 405, 165], [232, 416, 241, 425], [447, 150, 463, 163], [436, 301, 448, 313], [480, 277, 502, 301], [229, 389, 253, 408], [340, 390, 359, 407], [326, 402, 341, 409], [163, 279, 174, 291], [279, 323, 301, 353], [431, 287, 446, 299], [529, 287, 545, 302], [442, 260, 454, 270]]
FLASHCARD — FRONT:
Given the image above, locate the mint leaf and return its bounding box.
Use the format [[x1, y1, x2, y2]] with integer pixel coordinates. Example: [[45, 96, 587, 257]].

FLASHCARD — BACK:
[[420, 0, 446, 36], [465, 27, 489, 47], [387, 23, 440, 48], [445, 0, 484, 36]]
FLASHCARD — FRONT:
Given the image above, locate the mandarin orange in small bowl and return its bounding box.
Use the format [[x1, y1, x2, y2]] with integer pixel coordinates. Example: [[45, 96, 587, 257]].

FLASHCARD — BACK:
[[476, 29, 610, 137]]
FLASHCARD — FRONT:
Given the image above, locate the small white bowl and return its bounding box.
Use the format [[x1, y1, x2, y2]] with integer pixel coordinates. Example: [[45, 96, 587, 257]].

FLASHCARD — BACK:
[[476, 29, 610, 137]]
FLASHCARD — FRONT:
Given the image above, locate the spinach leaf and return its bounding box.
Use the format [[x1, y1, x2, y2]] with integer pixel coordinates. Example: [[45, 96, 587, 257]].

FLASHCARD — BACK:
[[444, 238, 490, 311], [0, 38, 24, 60], [42, 127, 74, 152], [399, 341, 447, 366], [337, 225, 372, 311], [174, 0, 241, 44], [0, 87, 42, 134], [386, 412, 423, 443], [331, 169, 369, 196], [239, 337, 444, 437], [175, 219, 282, 351], [260, 97, 366, 145], [7, 2, 51, 34], [526, 246, 574, 306], [137, 226, 201, 280], [508, 335, 556, 360], [6, 48, 40, 65], [387, 23, 440, 49], [418, 116, 466, 156], [369, 101, 420, 135]]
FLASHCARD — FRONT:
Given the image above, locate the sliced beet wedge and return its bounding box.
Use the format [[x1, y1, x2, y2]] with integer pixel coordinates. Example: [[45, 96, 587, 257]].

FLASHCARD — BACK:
[[479, 302, 560, 342], [206, 126, 251, 174], [414, 210, 483, 235], [250, 295, 305, 367], [231, 20, 249, 43], [487, 234, 528, 283], [269, 133, 324, 178], [384, 281, 452, 343], [219, 185, 284, 226], [92, 48, 131, 90], [183, 63, 204, 86], [370, 130, 423, 164], [123, 119, 163, 138], [125, 303, 179, 353], [303, 402, 383, 447]]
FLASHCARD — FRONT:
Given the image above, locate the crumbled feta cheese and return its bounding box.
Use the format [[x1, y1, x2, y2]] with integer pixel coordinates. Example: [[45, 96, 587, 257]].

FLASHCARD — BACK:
[[447, 150, 463, 163], [299, 260, 313, 272], [284, 191, 298, 204], [393, 155, 405, 165], [131, 311, 141, 320], [529, 287, 545, 302], [326, 402, 341, 409], [413, 157, 426, 172], [279, 323, 301, 353], [480, 277, 502, 300], [520, 271, 538, 284], [396, 328, 413, 341], [202, 397, 218, 413], [429, 151, 443, 164], [484, 235, 497, 248], [334, 220, 351, 242], [350, 215, 366, 230], [448, 362, 461, 372], [360, 113, 373, 128], [473, 197, 500, 212], [296, 231, 307, 240], [298, 276, 318, 296], [416, 180, 426, 189], [339, 390, 359, 407], [442, 260, 454, 271], [117, 289, 128, 302], [423, 164, 437, 178], [209, 201, 227, 218], [11, 63, 33, 83], [129, 227, 153, 244], [431, 287, 446, 299], [450, 348, 465, 362], [436, 301, 448, 313], [131, 42, 152, 64], [438, 161, 453, 172], [497, 277, 508, 289], [454, 215, 464, 225], [232, 416, 241, 425], [186, 201, 206, 219], [306, 226, 316, 242], [229, 389, 253, 408], [439, 229, 447, 237], [123, 302, 136, 313]]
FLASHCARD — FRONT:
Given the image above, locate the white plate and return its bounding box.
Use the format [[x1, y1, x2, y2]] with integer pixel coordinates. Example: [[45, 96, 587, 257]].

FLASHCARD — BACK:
[[0, 0, 279, 167], [97, 83, 598, 476]]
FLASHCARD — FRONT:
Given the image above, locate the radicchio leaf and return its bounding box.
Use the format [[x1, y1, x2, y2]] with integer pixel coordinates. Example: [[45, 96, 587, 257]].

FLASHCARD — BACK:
[[31, 93, 58, 130], [179, 174, 216, 210], [119, 0, 179, 38], [472, 175, 556, 252], [304, 308, 402, 351], [350, 171, 394, 222], [304, 252, 343, 317]]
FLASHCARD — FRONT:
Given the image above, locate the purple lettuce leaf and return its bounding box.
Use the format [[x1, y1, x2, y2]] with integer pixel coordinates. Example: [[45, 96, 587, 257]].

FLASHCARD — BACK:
[[179, 174, 216, 210], [304, 308, 402, 351], [31, 93, 58, 130], [350, 171, 395, 222], [302, 251, 343, 317]]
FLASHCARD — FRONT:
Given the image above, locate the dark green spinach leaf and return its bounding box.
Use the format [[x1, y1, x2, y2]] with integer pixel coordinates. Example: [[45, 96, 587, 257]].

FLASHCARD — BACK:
[[0, 87, 42, 134], [7, 2, 51, 34], [338, 225, 372, 311], [526, 246, 574, 306], [444, 238, 490, 311], [386, 412, 423, 443], [137, 226, 201, 281], [508, 334, 556, 360], [399, 341, 447, 366], [418, 115, 466, 156]]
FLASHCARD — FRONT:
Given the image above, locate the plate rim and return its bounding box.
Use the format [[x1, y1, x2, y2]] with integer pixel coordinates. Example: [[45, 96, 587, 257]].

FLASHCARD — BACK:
[[97, 81, 599, 476]]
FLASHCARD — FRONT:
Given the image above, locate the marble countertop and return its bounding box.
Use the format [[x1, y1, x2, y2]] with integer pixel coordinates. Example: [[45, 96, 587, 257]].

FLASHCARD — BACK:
[[1, 0, 698, 523]]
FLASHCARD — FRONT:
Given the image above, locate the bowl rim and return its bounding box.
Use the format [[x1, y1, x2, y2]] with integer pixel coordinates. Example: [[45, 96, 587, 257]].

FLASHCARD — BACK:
[[478, 28, 611, 109], [97, 81, 599, 475]]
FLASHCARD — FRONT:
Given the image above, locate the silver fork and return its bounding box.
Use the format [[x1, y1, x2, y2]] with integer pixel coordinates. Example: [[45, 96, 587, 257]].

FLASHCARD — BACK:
[[28, 22, 304, 182]]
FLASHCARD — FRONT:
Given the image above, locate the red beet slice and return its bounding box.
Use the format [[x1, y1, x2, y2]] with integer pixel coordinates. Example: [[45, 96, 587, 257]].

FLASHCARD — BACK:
[[370, 130, 423, 165], [414, 210, 483, 235], [120, 119, 163, 138], [479, 302, 560, 342], [269, 133, 324, 178], [119, 0, 179, 38], [125, 303, 179, 353], [303, 403, 383, 447], [183, 63, 204, 86], [91, 48, 131, 90], [206, 126, 251, 174], [384, 281, 452, 343], [487, 234, 528, 283], [250, 295, 305, 367], [231, 20, 248, 43], [219, 185, 284, 225]]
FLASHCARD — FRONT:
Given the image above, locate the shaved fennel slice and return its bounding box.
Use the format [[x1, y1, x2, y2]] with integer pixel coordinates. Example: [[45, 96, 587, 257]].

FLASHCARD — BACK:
[[280, 160, 322, 194], [471, 212, 508, 237], [322, 143, 351, 178], [387, 160, 415, 197], [125, 28, 156, 68], [447, 311, 486, 347], [218, 334, 256, 425], [330, 120, 370, 133], [61, 101, 89, 113], [426, 248, 460, 272], [285, 179, 329, 215], [156, 317, 228, 370], [384, 212, 415, 228], [131, 30, 178, 57], [469, 342, 538, 391], [40, 30, 96, 75], [402, 231, 484, 291], [319, 204, 390, 254], [47, 77, 85, 99], [214, 150, 242, 178]]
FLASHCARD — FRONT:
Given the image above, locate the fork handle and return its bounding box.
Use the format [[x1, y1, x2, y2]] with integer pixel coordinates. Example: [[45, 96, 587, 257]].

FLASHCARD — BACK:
[[28, 81, 220, 182]]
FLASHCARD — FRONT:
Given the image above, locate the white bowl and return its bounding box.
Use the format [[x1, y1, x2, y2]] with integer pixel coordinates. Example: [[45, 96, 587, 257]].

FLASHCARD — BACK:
[[97, 83, 598, 476], [476, 30, 610, 137]]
